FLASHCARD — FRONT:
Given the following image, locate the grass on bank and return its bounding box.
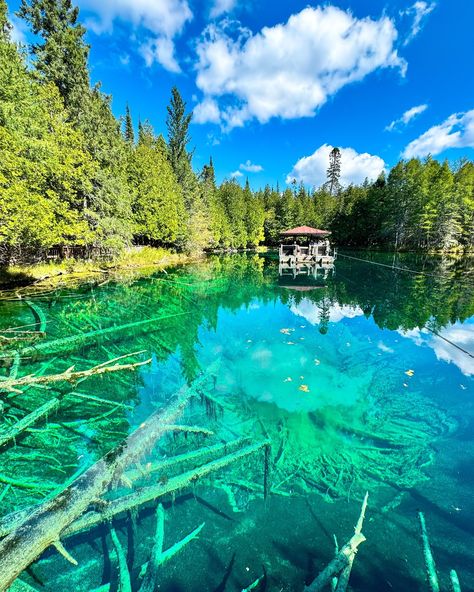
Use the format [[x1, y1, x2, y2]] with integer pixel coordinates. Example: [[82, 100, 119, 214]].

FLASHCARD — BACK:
[[0, 247, 194, 290]]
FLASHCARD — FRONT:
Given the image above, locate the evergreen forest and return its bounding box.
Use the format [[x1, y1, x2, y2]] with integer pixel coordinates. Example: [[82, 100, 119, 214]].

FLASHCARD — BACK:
[[0, 0, 473, 265]]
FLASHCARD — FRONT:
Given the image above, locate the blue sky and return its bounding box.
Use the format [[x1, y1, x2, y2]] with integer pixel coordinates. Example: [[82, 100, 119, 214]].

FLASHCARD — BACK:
[[8, 0, 474, 189]]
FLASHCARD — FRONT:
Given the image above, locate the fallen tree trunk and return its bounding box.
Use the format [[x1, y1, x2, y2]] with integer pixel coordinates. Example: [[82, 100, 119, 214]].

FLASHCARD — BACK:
[[0, 365, 215, 591], [0, 435, 246, 538], [419, 512, 440, 592], [63, 439, 270, 538], [0, 311, 191, 367], [304, 493, 368, 592], [0, 399, 59, 449], [1, 358, 151, 395]]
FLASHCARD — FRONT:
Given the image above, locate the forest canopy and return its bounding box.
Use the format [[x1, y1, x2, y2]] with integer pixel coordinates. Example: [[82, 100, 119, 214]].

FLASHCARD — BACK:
[[0, 0, 473, 264]]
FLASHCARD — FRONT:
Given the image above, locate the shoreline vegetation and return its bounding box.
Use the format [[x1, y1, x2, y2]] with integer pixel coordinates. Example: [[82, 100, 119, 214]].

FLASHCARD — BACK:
[[0, 247, 195, 291], [0, 1, 473, 270]]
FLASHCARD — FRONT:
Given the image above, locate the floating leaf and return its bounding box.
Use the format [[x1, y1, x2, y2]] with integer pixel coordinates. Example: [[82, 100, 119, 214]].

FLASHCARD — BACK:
[[283, 377, 292, 382], [280, 328, 292, 335], [314, 359, 321, 366], [299, 384, 310, 392], [405, 369, 415, 377]]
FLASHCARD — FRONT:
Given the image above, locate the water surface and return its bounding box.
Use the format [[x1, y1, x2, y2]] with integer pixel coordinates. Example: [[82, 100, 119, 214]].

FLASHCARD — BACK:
[[0, 252, 473, 591]]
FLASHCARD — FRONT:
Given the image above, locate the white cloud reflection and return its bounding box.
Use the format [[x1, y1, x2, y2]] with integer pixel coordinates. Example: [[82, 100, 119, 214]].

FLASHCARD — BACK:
[[290, 299, 364, 326], [398, 322, 474, 376]]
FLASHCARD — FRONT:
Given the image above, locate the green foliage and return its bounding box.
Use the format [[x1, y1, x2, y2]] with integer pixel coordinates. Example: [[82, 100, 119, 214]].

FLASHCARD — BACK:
[[325, 146, 341, 195], [0, 32, 93, 263], [0, 0, 11, 40], [0, 0, 472, 265], [18, 0, 90, 117], [124, 104, 134, 145], [130, 123, 185, 245]]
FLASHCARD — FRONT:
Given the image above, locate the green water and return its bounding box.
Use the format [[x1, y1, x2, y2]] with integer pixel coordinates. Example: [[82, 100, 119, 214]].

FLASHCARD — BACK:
[[0, 252, 473, 591]]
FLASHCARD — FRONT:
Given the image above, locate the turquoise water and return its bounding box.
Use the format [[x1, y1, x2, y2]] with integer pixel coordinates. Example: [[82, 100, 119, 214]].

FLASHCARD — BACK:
[[0, 252, 473, 591]]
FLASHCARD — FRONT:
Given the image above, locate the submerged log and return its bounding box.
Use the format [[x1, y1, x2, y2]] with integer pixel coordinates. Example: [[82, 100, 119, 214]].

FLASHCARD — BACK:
[[25, 301, 47, 334], [0, 399, 59, 449], [62, 440, 270, 538], [304, 492, 368, 592], [0, 311, 191, 366], [419, 512, 440, 592], [139, 504, 204, 592], [450, 569, 461, 592], [0, 357, 151, 394], [0, 366, 215, 591], [110, 528, 132, 592]]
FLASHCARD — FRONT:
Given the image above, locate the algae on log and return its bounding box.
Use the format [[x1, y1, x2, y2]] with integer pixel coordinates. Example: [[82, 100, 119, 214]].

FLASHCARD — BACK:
[[0, 399, 59, 449], [0, 366, 214, 591], [304, 492, 368, 592], [62, 439, 270, 538], [139, 504, 204, 592], [0, 311, 191, 366]]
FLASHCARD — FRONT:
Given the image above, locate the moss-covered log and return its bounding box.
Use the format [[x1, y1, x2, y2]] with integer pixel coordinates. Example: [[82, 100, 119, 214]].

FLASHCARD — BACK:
[[0, 311, 191, 367], [0, 366, 214, 591], [62, 440, 270, 538], [0, 399, 59, 448]]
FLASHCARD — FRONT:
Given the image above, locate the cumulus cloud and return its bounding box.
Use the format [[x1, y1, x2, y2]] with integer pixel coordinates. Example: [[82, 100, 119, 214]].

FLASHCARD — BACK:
[[210, 0, 237, 19], [402, 1, 436, 45], [194, 98, 222, 124], [240, 160, 263, 173], [10, 15, 28, 44], [386, 103, 428, 131], [194, 6, 406, 129], [77, 0, 192, 71], [230, 170, 243, 178], [286, 144, 386, 188], [402, 109, 474, 158]]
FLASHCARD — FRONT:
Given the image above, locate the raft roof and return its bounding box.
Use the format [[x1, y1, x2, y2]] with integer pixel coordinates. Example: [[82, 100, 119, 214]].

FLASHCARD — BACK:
[[280, 225, 331, 237]]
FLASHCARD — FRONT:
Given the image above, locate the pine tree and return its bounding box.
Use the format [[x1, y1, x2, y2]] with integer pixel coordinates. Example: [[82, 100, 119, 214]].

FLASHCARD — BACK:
[[166, 86, 192, 187], [18, 0, 90, 117], [326, 147, 342, 195], [124, 104, 134, 145], [0, 0, 11, 40]]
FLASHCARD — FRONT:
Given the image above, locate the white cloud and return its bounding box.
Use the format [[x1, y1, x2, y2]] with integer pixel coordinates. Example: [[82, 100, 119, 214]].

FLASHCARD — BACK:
[[402, 109, 474, 158], [194, 6, 406, 129], [402, 1, 436, 45], [230, 170, 243, 178], [194, 98, 222, 124], [286, 144, 386, 187], [290, 300, 364, 325], [10, 15, 27, 44], [240, 160, 263, 173], [77, 0, 192, 71], [139, 37, 181, 73], [386, 103, 428, 131], [210, 0, 237, 19]]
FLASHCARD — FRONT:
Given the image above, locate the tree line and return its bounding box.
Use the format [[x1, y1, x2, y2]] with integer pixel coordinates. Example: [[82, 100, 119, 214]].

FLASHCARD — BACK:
[[0, 0, 472, 265]]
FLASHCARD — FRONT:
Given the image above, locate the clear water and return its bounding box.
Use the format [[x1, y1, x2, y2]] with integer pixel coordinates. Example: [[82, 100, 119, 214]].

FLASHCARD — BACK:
[[0, 252, 473, 591]]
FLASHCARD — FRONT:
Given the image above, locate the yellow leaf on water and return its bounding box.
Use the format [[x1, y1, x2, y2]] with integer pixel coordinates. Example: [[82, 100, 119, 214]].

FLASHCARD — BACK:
[[299, 384, 310, 392], [405, 369, 415, 377]]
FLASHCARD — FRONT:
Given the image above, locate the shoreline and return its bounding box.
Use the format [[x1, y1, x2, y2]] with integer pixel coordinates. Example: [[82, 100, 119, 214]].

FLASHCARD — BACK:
[[0, 247, 199, 293]]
